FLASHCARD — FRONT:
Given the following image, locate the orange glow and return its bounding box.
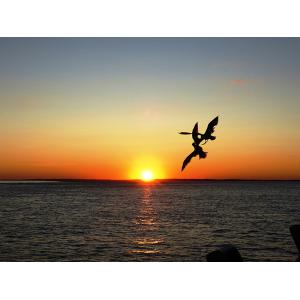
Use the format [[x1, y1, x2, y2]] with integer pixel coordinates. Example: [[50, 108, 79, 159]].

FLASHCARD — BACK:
[[128, 156, 166, 180], [1, 39, 300, 181]]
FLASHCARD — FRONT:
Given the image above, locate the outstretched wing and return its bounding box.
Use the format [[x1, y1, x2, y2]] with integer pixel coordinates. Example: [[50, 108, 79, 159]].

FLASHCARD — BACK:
[[203, 116, 218, 137], [179, 122, 200, 137], [181, 151, 197, 171], [192, 122, 200, 143]]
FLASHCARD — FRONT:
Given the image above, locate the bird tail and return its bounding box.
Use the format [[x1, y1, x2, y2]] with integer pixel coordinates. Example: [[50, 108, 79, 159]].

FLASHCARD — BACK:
[[199, 151, 207, 159]]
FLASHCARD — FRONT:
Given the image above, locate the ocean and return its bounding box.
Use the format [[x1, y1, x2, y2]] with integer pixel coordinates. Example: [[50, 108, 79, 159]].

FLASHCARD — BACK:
[[0, 180, 299, 261]]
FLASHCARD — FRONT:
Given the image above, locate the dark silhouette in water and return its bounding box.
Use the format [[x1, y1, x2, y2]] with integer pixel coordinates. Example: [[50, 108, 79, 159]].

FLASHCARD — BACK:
[[206, 244, 243, 262], [290, 224, 300, 261], [180, 116, 219, 171], [206, 225, 300, 262], [179, 116, 219, 145]]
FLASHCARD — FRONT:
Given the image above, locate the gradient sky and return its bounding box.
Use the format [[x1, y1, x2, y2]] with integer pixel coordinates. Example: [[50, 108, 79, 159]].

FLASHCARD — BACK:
[[0, 38, 299, 180]]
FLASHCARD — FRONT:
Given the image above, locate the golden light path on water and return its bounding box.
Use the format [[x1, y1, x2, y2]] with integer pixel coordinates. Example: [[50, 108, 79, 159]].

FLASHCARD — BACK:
[[129, 182, 164, 255]]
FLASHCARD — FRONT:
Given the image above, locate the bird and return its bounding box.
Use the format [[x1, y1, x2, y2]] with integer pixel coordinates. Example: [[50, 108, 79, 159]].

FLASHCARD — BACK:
[[181, 121, 208, 171], [179, 116, 219, 145], [181, 142, 207, 171], [179, 116, 219, 171]]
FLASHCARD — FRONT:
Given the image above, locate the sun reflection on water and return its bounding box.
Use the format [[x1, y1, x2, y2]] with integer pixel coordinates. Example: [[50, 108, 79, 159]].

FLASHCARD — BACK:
[[129, 185, 164, 256], [134, 238, 164, 245]]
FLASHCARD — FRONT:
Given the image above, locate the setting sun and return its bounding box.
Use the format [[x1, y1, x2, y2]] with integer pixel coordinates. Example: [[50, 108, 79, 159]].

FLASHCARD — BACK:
[[141, 170, 154, 181]]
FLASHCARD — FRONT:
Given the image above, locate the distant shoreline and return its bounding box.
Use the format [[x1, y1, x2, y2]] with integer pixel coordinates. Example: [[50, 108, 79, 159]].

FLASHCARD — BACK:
[[1, 178, 300, 182]]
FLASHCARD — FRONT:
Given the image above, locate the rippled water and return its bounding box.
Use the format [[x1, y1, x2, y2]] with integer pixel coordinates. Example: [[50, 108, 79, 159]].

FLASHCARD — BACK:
[[0, 180, 299, 261]]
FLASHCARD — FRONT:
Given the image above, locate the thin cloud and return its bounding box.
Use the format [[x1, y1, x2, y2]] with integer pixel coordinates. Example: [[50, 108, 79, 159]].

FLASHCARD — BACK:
[[231, 79, 246, 86]]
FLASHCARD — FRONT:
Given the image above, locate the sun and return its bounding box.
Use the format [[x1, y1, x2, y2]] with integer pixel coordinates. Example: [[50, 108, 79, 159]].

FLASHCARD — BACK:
[[141, 170, 154, 182]]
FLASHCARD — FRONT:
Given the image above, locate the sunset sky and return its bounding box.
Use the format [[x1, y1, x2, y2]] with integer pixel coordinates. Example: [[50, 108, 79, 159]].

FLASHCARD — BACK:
[[0, 38, 299, 180]]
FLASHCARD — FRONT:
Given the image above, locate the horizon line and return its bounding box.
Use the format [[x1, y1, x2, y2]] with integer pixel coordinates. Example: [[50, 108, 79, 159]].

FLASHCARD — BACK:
[[1, 178, 300, 182]]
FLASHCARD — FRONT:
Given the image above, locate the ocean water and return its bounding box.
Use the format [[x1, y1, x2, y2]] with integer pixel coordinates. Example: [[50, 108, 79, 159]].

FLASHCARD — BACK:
[[0, 180, 299, 262]]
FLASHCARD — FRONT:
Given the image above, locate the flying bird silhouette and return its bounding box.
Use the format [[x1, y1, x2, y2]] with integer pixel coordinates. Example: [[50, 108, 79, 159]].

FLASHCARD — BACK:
[[181, 142, 207, 171], [179, 116, 219, 171], [179, 116, 219, 145]]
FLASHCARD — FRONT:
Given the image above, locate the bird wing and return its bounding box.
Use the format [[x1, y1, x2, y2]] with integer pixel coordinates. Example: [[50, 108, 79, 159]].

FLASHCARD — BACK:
[[192, 122, 199, 142], [203, 116, 218, 137], [181, 151, 197, 171]]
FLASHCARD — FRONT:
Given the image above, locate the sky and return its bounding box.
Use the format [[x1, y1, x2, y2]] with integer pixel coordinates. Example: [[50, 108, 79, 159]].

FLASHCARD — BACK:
[[0, 38, 299, 180]]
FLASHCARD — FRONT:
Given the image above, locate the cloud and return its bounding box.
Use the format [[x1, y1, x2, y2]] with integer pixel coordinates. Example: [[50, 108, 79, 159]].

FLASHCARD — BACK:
[[231, 79, 246, 86]]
